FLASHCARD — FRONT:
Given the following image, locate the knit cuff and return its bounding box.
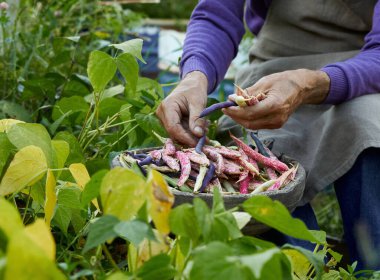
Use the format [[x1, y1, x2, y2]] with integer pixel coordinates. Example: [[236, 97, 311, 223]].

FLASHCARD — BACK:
[[320, 66, 349, 104]]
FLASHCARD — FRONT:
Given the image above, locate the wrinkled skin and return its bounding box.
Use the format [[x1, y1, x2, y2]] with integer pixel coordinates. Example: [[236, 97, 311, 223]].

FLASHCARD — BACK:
[[156, 69, 330, 146]]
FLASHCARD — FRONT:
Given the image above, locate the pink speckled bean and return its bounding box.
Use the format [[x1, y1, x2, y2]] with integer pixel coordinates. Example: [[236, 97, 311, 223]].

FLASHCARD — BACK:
[[187, 151, 210, 166], [231, 135, 289, 172], [162, 153, 180, 172], [239, 174, 251, 194], [266, 167, 278, 180], [164, 139, 176, 156], [223, 159, 243, 175], [176, 151, 191, 186], [216, 146, 241, 159], [150, 149, 162, 160], [203, 146, 225, 174]]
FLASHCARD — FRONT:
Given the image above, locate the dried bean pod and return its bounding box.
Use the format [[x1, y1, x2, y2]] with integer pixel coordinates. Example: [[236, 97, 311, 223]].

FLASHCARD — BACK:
[[194, 165, 208, 192], [250, 132, 270, 157], [203, 146, 225, 174], [231, 134, 289, 172], [216, 146, 241, 159], [223, 159, 243, 175], [162, 153, 180, 172], [138, 156, 153, 166], [251, 180, 276, 194], [266, 167, 278, 180], [239, 174, 251, 194], [164, 139, 176, 156], [176, 151, 191, 186], [149, 149, 162, 161], [267, 165, 298, 191], [195, 134, 206, 154], [200, 101, 237, 118], [187, 151, 210, 166], [199, 163, 216, 193]]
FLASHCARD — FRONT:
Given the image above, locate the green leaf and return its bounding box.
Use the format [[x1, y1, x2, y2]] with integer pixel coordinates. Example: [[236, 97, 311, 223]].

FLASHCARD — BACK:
[[52, 96, 89, 124], [98, 98, 126, 119], [106, 272, 130, 280], [7, 123, 53, 167], [242, 196, 319, 243], [116, 53, 139, 95], [87, 50, 117, 92], [0, 133, 14, 176], [114, 220, 155, 246], [169, 203, 200, 242], [137, 254, 176, 280], [0, 101, 32, 122], [81, 170, 107, 207], [0, 146, 47, 196], [110, 39, 146, 63], [52, 205, 71, 235], [84, 85, 125, 103], [83, 215, 119, 253], [54, 132, 84, 164], [100, 168, 148, 221], [57, 187, 83, 210]]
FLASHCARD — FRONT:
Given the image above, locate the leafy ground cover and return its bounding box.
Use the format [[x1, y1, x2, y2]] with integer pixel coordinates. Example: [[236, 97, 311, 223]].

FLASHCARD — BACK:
[[1, 1, 379, 279]]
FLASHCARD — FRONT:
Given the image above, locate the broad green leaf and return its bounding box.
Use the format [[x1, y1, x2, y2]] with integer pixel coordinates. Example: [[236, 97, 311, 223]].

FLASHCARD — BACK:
[[69, 163, 90, 189], [52, 205, 71, 235], [54, 131, 84, 164], [283, 244, 325, 280], [0, 101, 31, 122], [110, 39, 146, 63], [71, 209, 86, 234], [0, 133, 14, 175], [57, 187, 83, 210], [51, 140, 69, 175], [147, 170, 174, 235], [242, 196, 318, 243], [116, 53, 138, 95], [232, 212, 251, 230], [52, 96, 89, 123], [98, 97, 126, 119], [0, 146, 48, 196], [87, 50, 117, 92], [114, 220, 156, 246], [0, 197, 23, 238], [81, 169, 107, 207], [169, 203, 200, 242], [136, 254, 176, 280], [327, 248, 343, 263], [100, 168, 148, 221], [0, 119, 24, 132], [44, 170, 57, 228], [190, 242, 251, 280], [7, 123, 53, 166], [83, 215, 119, 252], [29, 181, 45, 206], [5, 230, 65, 280], [84, 85, 125, 103], [24, 219, 56, 261]]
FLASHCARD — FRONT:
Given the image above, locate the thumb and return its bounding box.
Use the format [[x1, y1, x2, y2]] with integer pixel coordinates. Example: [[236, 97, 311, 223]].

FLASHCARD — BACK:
[[189, 102, 207, 138]]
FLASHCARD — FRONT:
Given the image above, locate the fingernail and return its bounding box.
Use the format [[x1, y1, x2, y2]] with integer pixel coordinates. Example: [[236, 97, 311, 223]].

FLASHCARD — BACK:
[[194, 126, 204, 135]]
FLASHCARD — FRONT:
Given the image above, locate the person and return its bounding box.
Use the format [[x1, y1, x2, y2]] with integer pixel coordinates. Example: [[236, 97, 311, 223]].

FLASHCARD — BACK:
[[156, 0, 380, 270]]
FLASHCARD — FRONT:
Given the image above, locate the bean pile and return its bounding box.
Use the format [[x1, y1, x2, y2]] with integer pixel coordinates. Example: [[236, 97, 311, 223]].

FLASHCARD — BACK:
[[116, 132, 298, 195]]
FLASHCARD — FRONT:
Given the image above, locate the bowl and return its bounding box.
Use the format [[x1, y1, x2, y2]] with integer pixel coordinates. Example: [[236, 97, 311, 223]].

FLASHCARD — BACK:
[[111, 148, 306, 235]]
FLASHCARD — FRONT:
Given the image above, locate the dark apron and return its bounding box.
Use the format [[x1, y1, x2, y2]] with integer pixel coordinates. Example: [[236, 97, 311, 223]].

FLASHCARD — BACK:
[[218, 0, 380, 204]]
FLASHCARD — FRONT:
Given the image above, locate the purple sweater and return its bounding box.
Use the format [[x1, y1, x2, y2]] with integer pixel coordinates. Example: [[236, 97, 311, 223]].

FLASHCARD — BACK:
[[180, 0, 380, 104]]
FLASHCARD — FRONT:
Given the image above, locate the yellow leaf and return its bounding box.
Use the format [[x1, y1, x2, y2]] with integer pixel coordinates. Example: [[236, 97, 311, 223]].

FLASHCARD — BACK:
[[69, 163, 90, 189], [283, 248, 311, 278], [0, 197, 23, 237], [69, 163, 100, 210], [147, 170, 174, 235], [100, 168, 148, 221], [0, 119, 24, 133], [5, 229, 65, 280], [0, 145, 48, 196], [24, 219, 56, 261], [136, 230, 171, 268], [44, 170, 57, 228], [51, 140, 69, 171]]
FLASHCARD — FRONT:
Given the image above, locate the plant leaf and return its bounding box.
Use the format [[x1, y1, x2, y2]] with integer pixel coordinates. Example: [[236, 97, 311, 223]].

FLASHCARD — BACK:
[[0, 146, 48, 196], [0, 197, 23, 238], [0, 119, 24, 133], [7, 123, 53, 167], [242, 196, 319, 243], [81, 169, 107, 208], [110, 39, 146, 63], [0, 132, 14, 175], [87, 50, 117, 92], [116, 53, 139, 95], [147, 170, 174, 235], [44, 170, 57, 228], [136, 254, 176, 280], [69, 163, 90, 189], [83, 215, 119, 253], [24, 219, 56, 261], [114, 219, 156, 246], [100, 168, 148, 221]]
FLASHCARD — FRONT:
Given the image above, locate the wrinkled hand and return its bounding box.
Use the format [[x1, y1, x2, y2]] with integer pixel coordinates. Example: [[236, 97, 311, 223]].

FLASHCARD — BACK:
[[156, 71, 208, 146], [223, 69, 330, 130]]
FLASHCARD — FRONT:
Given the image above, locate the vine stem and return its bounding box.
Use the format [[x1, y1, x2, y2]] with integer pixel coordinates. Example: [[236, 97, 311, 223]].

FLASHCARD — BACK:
[[102, 244, 120, 272]]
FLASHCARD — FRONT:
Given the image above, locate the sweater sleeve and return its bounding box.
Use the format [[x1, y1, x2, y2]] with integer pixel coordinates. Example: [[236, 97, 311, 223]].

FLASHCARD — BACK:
[[321, 1, 380, 104], [180, 0, 246, 93]]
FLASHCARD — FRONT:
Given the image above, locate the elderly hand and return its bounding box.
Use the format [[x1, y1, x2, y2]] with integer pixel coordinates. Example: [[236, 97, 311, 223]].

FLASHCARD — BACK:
[[222, 69, 330, 130], [156, 71, 208, 146]]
